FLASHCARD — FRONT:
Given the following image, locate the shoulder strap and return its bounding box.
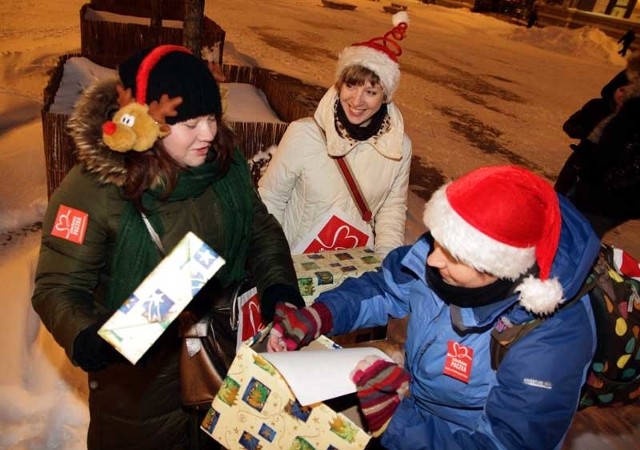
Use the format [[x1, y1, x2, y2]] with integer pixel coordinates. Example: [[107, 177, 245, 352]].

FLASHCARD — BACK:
[[141, 212, 166, 257], [490, 273, 598, 371], [311, 118, 372, 223], [334, 157, 373, 223]]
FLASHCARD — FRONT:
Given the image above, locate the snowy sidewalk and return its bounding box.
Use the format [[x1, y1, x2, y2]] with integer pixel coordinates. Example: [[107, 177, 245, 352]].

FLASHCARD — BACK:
[[0, 233, 89, 450]]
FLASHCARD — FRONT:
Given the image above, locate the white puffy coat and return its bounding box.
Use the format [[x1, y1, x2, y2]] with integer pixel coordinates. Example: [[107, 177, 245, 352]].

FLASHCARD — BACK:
[[258, 87, 412, 256]]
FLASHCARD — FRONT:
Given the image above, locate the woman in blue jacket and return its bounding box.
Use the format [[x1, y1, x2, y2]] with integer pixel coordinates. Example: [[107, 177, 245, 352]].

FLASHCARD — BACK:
[[269, 165, 600, 450]]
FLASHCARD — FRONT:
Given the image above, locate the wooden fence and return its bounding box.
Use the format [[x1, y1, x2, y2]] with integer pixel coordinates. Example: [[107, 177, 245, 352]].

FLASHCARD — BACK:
[[41, 56, 325, 197]]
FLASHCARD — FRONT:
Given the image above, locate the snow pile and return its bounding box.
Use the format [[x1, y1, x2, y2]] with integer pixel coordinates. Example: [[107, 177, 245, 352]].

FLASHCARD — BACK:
[[0, 239, 88, 450], [508, 25, 626, 66]]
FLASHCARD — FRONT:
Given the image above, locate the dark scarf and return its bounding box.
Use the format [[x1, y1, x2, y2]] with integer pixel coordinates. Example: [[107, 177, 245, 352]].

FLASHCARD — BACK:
[[106, 150, 253, 310], [334, 99, 389, 142], [425, 263, 514, 308]]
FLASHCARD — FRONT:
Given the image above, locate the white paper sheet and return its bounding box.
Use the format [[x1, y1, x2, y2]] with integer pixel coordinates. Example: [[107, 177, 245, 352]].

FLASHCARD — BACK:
[[261, 346, 393, 406]]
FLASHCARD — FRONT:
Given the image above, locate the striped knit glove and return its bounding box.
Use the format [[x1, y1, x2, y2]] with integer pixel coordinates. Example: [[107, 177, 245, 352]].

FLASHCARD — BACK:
[[271, 302, 333, 350], [351, 356, 411, 437]]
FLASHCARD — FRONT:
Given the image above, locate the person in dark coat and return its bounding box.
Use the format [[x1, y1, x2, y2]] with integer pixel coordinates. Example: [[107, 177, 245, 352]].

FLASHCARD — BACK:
[[554, 69, 628, 199], [31, 45, 304, 450], [565, 54, 640, 237], [618, 29, 636, 57], [526, 6, 538, 28], [561, 70, 628, 140]]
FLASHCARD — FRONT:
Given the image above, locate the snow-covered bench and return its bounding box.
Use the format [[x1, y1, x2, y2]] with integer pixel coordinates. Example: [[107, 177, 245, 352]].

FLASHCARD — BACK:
[[321, 0, 358, 11], [383, 3, 409, 14], [41, 54, 325, 197]]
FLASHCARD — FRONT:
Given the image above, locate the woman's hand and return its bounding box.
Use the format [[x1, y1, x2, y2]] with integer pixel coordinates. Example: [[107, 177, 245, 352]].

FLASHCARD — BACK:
[[266, 326, 288, 352], [350, 356, 411, 437], [266, 302, 334, 351]]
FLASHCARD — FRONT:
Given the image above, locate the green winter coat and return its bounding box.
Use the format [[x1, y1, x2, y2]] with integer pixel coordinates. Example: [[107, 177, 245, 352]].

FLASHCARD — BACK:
[[31, 79, 302, 450]]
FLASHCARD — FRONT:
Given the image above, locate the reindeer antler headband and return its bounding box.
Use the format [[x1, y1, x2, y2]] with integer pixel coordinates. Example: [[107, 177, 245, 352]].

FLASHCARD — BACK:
[[102, 45, 192, 153]]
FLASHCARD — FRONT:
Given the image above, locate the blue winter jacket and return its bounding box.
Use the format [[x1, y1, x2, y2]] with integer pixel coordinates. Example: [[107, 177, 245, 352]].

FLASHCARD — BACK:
[[316, 196, 600, 450]]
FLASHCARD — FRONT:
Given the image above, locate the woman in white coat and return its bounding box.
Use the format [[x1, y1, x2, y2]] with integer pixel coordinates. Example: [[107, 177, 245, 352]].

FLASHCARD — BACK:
[[258, 13, 412, 257]]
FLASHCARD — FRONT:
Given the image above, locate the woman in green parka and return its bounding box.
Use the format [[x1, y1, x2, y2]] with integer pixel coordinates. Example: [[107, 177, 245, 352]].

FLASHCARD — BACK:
[[31, 45, 305, 450]]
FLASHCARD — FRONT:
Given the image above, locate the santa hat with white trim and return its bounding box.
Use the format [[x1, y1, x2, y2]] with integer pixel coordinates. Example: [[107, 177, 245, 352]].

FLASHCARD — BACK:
[[335, 11, 409, 101], [423, 165, 565, 315]]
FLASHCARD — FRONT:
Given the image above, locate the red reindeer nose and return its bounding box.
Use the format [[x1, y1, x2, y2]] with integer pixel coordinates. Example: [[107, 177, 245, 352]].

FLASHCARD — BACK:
[[102, 121, 117, 135]]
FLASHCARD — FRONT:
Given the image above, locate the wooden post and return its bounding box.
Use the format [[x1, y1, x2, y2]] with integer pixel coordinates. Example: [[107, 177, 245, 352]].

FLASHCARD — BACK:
[[183, 0, 205, 56], [150, 0, 163, 46]]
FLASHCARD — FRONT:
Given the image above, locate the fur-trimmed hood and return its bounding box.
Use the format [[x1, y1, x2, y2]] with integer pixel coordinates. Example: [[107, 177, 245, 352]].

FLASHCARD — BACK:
[[67, 78, 130, 187]]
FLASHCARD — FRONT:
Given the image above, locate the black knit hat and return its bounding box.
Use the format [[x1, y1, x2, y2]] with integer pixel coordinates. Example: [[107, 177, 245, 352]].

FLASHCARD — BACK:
[[118, 45, 222, 125]]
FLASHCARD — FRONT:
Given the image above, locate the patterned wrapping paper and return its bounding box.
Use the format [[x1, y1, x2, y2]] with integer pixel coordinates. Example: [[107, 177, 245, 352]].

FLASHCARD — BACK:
[[98, 232, 225, 364], [201, 329, 371, 450], [292, 248, 382, 305]]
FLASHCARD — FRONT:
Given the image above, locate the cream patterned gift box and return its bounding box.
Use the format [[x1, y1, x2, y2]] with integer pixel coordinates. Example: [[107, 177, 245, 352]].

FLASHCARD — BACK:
[[201, 328, 373, 450], [292, 248, 382, 305], [98, 232, 225, 364]]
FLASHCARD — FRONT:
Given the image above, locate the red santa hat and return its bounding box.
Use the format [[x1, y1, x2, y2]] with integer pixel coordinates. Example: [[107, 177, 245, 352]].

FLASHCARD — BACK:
[[423, 165, 564, 315], [336, 11, 409, 101]]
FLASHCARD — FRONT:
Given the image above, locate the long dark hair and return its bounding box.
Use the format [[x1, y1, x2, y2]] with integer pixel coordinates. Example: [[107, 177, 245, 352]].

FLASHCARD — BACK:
[[121, 114, 237, 209]]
